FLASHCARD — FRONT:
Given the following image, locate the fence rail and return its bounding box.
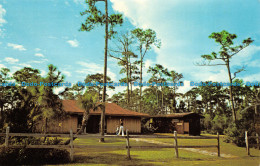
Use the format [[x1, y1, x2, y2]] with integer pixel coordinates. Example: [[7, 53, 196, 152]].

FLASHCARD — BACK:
[[0, 127, 220, 161]]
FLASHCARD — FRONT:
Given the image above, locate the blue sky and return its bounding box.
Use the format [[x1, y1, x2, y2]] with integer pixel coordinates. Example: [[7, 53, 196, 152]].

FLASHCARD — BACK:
[[0, 0, 259, 95]]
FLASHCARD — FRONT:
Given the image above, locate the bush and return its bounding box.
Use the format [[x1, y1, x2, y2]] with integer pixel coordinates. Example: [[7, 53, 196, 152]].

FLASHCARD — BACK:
[[8, 136, 62, 146], [224, 122, 245, 146], [224, 109, 256, 147], [141, 119, 158, 134], [202, 113, 230, 135], [211, 114, 229, 135], [0, 137, 4, 145], [0, 147, 70, 165], [0, 137, 70, 165]]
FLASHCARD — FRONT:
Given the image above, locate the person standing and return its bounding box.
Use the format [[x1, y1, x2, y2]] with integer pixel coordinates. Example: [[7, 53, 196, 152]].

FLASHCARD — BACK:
[[117, 119, 124, 136]]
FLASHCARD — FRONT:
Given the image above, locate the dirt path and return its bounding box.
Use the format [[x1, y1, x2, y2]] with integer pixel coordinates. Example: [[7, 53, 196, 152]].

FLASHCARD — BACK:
[[132, 138, 237, 158]]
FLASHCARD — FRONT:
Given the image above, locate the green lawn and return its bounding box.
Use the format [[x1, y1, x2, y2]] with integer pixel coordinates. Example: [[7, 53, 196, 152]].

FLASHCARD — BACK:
[[152, 133, 260, 157], [57, 134, 260, 166]]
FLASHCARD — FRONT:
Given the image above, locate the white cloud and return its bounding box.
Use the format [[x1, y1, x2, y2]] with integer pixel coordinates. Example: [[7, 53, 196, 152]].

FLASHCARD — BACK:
[[63, 70, 71, 77], [73, 0, 86, 7], [48, 36, 58, 39], [242, 73, 260, 82], [0, 64, 6, 68], [110, 0, 259, 84], [107, 86, 124, 98], [237, 45, 260, 58], [35, 48, 41, 52], [144, 59, 154, 70], [11, 66, 21, 71], [0, 29, 4, 37], [35, 53, 44, 57], [250, 60, 260, 67], [7, 43, 26, 51], [177, 80, 192, 94], [76, 61, 117, 81], [0, 5, 6, 26], [65, 1, 70, 6], [67, 39, 79, 47], [143, 59, 154, 79], [110, 0, 198, 78], [4, 57, 19, 64], [18, 63, 32, 67], [40, 70, 46, 77], [191, 68, 229, 82], [29, 60, 46, 64], [232, 45, 260, 67], [53, 87, 66, 95]]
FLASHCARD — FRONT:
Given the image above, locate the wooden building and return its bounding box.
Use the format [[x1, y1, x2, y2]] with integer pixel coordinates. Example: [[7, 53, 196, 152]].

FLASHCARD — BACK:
[[37, 100, 148, 134], [150, 112, 202, 135]]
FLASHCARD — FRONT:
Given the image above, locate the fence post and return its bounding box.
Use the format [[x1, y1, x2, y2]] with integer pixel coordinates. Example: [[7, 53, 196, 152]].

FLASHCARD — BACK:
[[174, 131, 179, 158], [256, 133, 259, 150], [217, 132, 220, 157], [70, 129, 74, 162], [126, 130, 131, 160], [5, 126, 10, 148], [245, 131, 250, 156]]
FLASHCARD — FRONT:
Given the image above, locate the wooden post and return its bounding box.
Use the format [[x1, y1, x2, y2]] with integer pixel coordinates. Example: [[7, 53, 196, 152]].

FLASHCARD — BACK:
[[245, 131, 250, 156], [256, 133, 259, 150], [5, 126, 10, 148], [70, 129, 74, 162], [126, 130, 131, 160], [217, 132, 220, 157], [174, 131, 179, 158]]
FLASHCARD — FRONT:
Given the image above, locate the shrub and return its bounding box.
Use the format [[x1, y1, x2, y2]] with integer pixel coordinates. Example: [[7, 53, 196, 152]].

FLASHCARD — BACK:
[[8, 137, 62, 146], [141, 121, 155, 134], [0, 147, 70, 165], [224, 108, 256, 147], [211, 114, 229, 135], [202, 113, 230, 135], [0, 137, 70, 165]]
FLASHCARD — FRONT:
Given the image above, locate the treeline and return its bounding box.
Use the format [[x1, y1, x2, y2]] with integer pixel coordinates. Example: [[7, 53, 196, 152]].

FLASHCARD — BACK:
[[0, 65, 66, 133], [62, 29, 258, 146], [0, 28, 258, 147]]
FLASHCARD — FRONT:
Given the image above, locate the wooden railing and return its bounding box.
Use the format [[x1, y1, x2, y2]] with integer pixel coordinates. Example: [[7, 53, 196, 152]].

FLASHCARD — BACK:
[[0, 127, 220, 161], [245, 131, 260, 156]]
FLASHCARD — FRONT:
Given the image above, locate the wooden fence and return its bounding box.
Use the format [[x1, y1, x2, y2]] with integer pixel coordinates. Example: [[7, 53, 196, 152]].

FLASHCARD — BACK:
[[0, 127, 220, 161], [245, 131, 260, 156]]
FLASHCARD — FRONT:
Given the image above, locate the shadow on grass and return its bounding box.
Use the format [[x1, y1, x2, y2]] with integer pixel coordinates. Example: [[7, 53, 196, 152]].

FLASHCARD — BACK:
[[249, 155, 260, 158], [73, 153, 156, 166]]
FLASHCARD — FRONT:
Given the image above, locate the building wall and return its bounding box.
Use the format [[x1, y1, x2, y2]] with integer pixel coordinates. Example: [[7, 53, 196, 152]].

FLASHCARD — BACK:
[[36, 115, 142, 134], [175, 120, 184, 134], [188, 117, 201, 135], [35, 115, 78, 133], [152, 116, 201, 135], [106, 116, 141, 133], [153, 118, 175, 133]]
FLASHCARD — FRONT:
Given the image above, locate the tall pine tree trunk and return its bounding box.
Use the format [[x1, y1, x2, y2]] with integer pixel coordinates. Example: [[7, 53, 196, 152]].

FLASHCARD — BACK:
[[226, 60, 236, 121], [100, 0, 108, 142], [126, 54, 130, 106], [129, 61, 132, 105], [139, 57, 143, 112]]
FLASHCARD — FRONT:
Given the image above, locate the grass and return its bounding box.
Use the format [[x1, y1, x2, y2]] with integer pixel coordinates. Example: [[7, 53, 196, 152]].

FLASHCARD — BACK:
[[153, 133, 260, 157], [54, 134, 260, 166]]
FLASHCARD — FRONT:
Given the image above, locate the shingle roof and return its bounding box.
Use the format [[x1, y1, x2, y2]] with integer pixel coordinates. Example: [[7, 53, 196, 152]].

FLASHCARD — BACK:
[[150, 112, 202, 118], [62, 100, 149, 117]]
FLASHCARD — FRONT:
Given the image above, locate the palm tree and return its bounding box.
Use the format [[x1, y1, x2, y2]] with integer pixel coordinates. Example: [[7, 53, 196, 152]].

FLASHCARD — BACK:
[[64, 91, 103, 145], [77, 92, 103, 134]]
